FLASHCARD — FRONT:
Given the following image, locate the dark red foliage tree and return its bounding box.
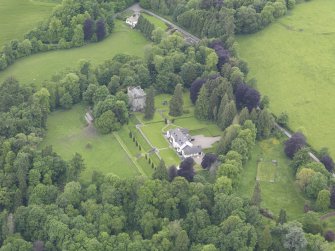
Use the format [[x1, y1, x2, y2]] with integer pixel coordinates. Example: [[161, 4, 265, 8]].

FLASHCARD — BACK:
[[325, 230, 335, 242], [330, 186, 335, 209], [96, 19, 106, 41], [83, 18, 95, 41], [178, 157, 195, 181], [190, 78, 206, 104], [201, 153, 217, 169], [168, 165, 178, 181], [321, 155, 335, 173], [235, 83, 260, 111], [284, 132, 306, 159], [190, 74, 220, 104], [211, 41, 230, 71]]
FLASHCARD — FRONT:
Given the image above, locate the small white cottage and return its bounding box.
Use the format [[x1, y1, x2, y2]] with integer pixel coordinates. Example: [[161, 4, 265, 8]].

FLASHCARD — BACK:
[[126, 13, 140, 28], [167, 128, 202, 158]]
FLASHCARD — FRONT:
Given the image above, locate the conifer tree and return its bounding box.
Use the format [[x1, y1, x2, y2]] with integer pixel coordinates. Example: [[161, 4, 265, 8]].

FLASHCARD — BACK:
[[217, 94, 229, 128], [330, 186, 335, 209], [195, 85, 210, 120], [256, 109, 273, 139], [258, 225, 272, 250], [239, 107, 249, 125], [219, 100, 237, 130], [278, 208, 287, 224], [144, 87, 155, 120], [169, 84, 183, 117], [251, 181, 261, 207]]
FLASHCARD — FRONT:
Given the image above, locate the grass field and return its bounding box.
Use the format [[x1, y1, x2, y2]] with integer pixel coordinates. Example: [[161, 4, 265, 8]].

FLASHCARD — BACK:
[[237, 138, 307, 219], [256, 160, 277, 182], [237, 0, 335, 155], [41, 104, 155, 181], [0, 0, 56, 48], [0, 21, 149, 86], [142, 13, 168, 30]]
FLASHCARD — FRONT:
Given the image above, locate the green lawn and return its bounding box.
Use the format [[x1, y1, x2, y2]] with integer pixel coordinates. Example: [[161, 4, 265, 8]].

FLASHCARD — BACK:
[[142, 13, 168, 30], [0, 21, 149, 86], [174, 117, 222, 137], [237, 138, 308, 220], [41, 105, 143, 181], [159, 149, 181, 167], [257, 160, 277, 182], [0, 0, 56, 48], [237, 0, 335, 155], [141, 122, 169, 149]]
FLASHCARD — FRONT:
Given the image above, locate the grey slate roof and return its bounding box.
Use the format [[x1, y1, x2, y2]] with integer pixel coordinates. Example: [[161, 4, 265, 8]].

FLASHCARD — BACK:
[[183, 145, 202, 155], [169, 128, 191, 146]]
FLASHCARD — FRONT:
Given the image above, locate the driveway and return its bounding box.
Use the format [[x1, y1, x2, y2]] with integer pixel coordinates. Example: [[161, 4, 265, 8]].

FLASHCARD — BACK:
[[192, 135, 221, 149]]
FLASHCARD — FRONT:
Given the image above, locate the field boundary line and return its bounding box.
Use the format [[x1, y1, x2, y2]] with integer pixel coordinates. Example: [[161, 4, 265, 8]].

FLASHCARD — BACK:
[[113, 132, 147, 177]]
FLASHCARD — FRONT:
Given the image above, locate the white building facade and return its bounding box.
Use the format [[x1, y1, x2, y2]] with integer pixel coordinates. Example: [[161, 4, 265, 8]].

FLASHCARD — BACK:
[[167, 128, 202, 158]]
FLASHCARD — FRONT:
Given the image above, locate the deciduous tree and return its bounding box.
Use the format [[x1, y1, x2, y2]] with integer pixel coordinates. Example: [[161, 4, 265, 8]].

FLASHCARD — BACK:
[[284, 132, 306, 159]]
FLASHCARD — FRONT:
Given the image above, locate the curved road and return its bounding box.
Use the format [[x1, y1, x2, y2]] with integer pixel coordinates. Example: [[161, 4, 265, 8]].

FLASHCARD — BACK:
[[127, 3, 200, 44]]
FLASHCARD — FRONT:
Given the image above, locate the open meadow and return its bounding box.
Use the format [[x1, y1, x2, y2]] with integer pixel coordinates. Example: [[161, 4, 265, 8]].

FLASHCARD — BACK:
[[0, 0, 57, 48], [0, 21, 149, 86], [238, 0, 335, 155], [40, 105, 146, 181], [237, 138, 307, 220], [41, 104, 156, 181]]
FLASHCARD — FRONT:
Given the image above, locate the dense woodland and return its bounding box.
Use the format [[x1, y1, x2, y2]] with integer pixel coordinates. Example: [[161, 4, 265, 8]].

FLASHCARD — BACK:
[[1, 0, 334, 250]]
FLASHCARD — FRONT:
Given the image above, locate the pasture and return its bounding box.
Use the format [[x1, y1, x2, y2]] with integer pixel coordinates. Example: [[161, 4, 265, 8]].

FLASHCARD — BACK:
[[237, 138, 307, 219], [41, 104, 154, 181], [0, 0, 56, 48], [238, 0, 335, 155], [0, 21, 149, 86]]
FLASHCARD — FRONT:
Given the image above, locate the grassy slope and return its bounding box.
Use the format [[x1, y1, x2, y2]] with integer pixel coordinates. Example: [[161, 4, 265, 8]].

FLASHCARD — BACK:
[[141, 13, 168, 30], [237, 138, 307, 220], [0, 0, 56, 48], [0, 21, 149, 85], [41, 105, 140, 180], [237, 0, 335, 155]]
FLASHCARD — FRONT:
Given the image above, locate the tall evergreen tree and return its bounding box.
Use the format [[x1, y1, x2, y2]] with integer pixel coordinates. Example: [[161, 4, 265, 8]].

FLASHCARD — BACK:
[[256, 109, 273, 139], [195, 85, 210, 120], [169, 84, 183, 117], [258, 225, 272, 250], [144, 87, 155, 120], [278, 208, 287, 225], [218, 100, 237, 130], [239, 107, 249, 125], [330, 186, 335, 209], [217, 94, 229, 127], [251, 181, 261, 207]]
